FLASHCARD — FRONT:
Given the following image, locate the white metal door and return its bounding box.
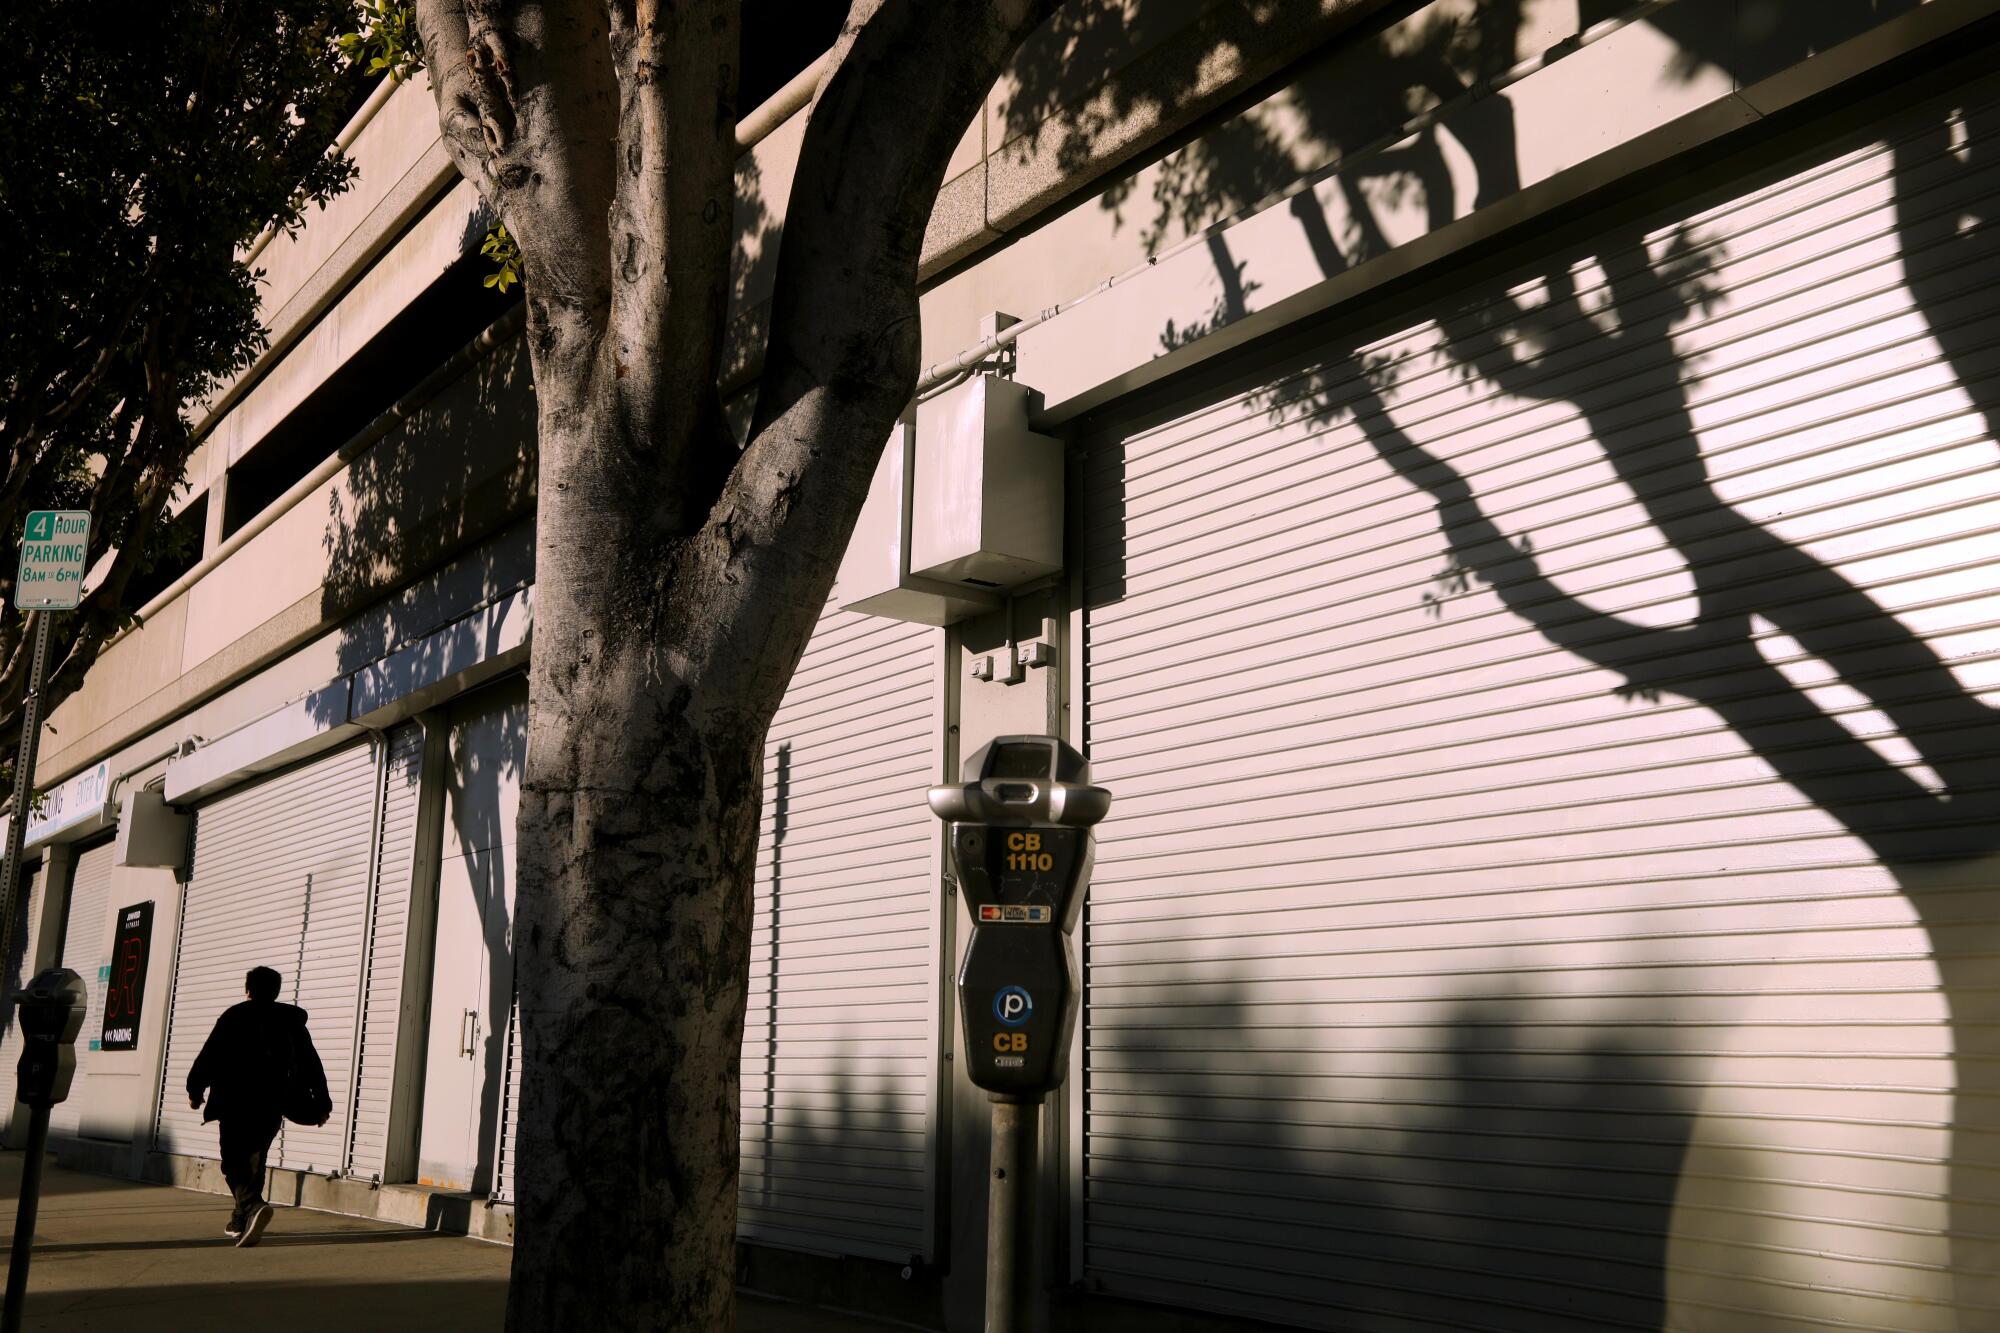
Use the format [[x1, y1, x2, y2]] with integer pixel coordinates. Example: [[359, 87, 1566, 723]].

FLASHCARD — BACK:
[[49, 840, 114, 1139], [418, 682, 521, 1193], [1079, 75, 2000, 1332], [737, 605, 942, 1263]]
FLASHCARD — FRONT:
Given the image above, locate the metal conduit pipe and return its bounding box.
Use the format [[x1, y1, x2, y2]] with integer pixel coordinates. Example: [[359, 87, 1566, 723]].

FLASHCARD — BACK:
[[736, 52, 829, 150], [104, 737, 203, 810]]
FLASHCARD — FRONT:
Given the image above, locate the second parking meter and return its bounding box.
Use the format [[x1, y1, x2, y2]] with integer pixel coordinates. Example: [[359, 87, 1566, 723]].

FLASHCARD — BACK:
[[6, 967, 86, 1333], [12, 967, 86, 1107], [931, 736, 1110, 1099]]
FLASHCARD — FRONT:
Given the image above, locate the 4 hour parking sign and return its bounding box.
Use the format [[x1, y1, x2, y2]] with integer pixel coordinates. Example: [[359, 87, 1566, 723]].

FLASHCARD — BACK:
[[15, 510, 90, 610]]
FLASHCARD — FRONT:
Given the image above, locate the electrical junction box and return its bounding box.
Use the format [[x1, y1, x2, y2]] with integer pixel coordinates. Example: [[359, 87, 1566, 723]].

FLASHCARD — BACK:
[[115, 788, 189, 869], [909, 375, 1062, 588], [834, 374, 1062, 626]]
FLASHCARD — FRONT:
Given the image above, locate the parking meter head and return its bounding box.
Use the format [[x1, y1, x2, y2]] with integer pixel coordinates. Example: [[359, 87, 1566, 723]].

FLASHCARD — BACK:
[[14, 967, 85, 1043], [929, 738, 1111, 1097], [13, 967, 85, 1105], [926, 735, 1111, 829], [967, 736, 1088, 785]]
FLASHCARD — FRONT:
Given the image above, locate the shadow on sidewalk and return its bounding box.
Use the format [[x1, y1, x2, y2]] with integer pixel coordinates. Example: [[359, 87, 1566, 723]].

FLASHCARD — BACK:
[[28, 1227, 458, 1254], [13, 1278, 507, 1332]]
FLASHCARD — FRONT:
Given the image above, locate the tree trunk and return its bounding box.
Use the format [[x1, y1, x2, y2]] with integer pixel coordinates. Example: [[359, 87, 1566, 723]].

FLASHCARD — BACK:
[[505, 387, 768, 1328], [406, 3, 1059, 1326]]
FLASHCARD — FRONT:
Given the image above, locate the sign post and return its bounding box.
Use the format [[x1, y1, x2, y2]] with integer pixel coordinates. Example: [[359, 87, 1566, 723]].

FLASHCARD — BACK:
[[0, 513, 87, 1333], [0, 511, 89, 986]]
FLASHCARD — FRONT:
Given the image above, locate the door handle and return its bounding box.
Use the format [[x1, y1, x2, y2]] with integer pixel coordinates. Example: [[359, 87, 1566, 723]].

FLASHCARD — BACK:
[[461, 1009, 479, 1058]]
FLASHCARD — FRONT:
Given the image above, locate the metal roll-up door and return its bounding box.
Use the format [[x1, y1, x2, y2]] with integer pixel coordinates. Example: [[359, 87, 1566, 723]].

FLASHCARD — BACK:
[[1079, 75, 2000, 1332], [273, 739, 388, 1175], [155, 740, 381, 1162], [49, 840, 114, 1138], [1, 858, 47, 1120], [346, 724, 424, 1181], [737, 606, 942, 1262]]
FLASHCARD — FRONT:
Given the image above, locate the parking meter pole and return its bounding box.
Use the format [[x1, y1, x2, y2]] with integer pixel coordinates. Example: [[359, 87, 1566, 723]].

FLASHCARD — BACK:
[[0, 614, 51, 981], [985, 1097, 1039, 1333], [2, 1103, 51, 1333]]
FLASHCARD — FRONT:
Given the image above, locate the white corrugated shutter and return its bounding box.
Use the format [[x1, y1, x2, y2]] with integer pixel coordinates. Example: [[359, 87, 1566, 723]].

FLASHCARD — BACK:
[[272, 740, 383, 1175], [155, 741, 381, 1163], [737, 607, 941, 1263], [347, 724, 424, 1180], [1079, 79, 2000, 1332], [1, 858, 47, 1121], [49, 840, 114, 1138]]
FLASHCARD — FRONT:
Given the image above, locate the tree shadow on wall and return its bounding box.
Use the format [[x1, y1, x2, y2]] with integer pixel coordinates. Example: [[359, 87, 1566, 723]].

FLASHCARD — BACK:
[[315, 138, 783, 693], [734, 1057, 937, 1308], [1070, 978, 1709, 1332], [1016, 0, 2000, 1325], [311, 200, 539, 705], [1587, 0, 2000, 454]]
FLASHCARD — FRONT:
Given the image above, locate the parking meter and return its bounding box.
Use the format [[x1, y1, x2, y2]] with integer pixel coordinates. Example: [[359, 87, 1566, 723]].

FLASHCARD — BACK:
[[931, 736, 1110, 1099], [5, 967, 86, 1333], [12, 967, 86, 1107]]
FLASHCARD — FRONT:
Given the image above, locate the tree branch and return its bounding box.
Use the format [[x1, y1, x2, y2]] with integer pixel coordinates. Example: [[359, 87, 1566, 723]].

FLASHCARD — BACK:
[[0, 265, 149, 448], [412, 0, 501, 191], [411, 0, 618, 332], [603, 0, 740, 535], [681, 0, 1056, 716]]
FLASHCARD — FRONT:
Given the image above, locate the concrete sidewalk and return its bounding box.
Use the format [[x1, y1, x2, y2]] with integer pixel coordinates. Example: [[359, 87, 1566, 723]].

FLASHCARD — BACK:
[[0, 1151, 912, 1331]]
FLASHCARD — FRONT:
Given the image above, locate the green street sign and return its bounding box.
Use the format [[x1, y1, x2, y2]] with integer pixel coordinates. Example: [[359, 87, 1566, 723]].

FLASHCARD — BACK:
[[15, 510, 90, 611]]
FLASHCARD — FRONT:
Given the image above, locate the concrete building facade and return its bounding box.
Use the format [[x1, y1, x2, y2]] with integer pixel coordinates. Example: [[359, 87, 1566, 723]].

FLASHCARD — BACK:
[[5, 2, 2000, 1329]]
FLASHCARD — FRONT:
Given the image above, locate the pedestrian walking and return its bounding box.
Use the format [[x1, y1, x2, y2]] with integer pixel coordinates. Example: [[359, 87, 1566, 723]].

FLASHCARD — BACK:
[[185, 966, 331, 1247]]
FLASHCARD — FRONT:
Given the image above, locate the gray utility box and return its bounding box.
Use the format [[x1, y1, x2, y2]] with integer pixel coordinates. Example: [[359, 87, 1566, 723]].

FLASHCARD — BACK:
[[835, 374, 1062, 626], [115, 788, 189, 869]]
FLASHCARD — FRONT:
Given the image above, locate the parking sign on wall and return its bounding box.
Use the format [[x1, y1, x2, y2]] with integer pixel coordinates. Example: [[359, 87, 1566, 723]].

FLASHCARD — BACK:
[[99, 902, 155, 1052]]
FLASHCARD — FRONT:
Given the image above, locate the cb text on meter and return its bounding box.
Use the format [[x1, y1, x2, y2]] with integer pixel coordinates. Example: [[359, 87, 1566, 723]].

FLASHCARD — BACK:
[[930, 736, 1110, 1099]]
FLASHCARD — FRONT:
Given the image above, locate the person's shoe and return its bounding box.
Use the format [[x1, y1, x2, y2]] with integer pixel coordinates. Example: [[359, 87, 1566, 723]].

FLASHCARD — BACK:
[[223, 1217, 244, 1239], [236, 1202, 273, 1248]]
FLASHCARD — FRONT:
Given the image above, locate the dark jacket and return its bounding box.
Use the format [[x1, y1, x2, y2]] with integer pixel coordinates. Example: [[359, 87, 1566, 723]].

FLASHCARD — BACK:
[[186, 999, 328, 1124]]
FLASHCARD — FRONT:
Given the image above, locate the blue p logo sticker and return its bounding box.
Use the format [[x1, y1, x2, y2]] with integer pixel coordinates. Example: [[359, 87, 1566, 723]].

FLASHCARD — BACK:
[[993, 986, 1033, 1027]]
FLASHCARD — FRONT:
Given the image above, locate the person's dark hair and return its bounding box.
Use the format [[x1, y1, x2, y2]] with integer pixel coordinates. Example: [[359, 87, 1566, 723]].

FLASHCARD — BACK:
[[245, 967, 282, 1002]]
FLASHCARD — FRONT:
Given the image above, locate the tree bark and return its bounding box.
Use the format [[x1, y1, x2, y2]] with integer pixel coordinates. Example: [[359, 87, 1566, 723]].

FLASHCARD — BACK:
[[509, 544, 765, 1323], [409, 1, 1054, 1325]]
